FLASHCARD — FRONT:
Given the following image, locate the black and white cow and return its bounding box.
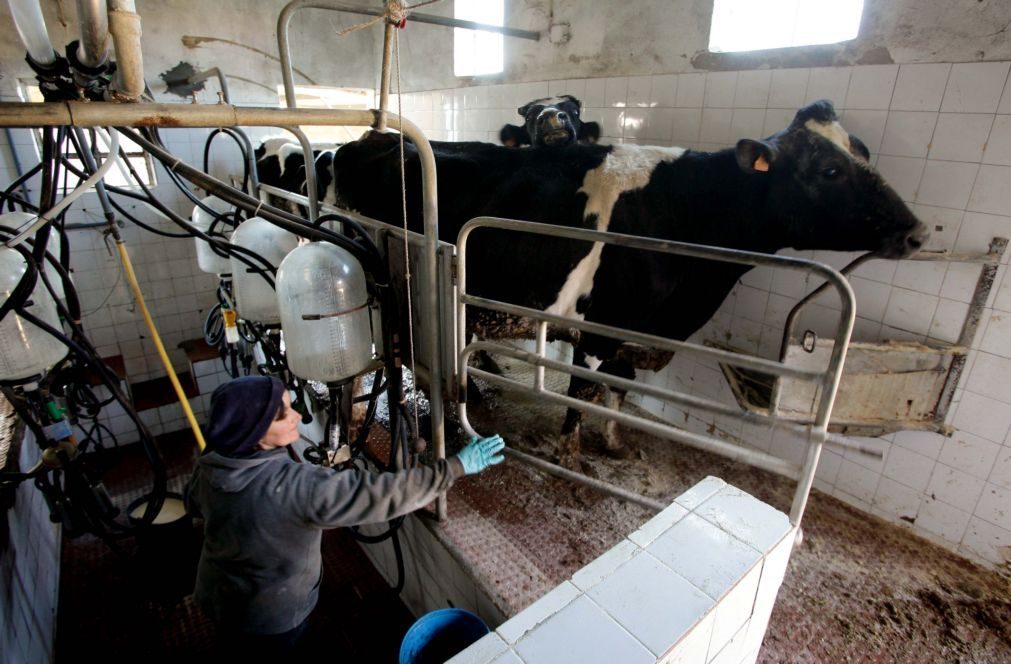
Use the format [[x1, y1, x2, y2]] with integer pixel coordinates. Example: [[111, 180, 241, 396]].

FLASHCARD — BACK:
[[255, 139, 340, 212], [333, 100, 927, 469], [500, 94, 601, 147]]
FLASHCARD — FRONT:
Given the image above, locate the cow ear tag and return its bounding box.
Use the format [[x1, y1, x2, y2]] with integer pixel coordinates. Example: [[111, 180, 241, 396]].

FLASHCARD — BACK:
[[753, 155, 770, 172]]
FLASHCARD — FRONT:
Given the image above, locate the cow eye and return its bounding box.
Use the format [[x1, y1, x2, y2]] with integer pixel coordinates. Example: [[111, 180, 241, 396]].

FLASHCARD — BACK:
[[821, 167, 840, 179]]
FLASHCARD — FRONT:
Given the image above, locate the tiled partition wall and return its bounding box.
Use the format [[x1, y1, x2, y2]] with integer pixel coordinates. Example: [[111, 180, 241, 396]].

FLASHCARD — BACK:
[[0, 427, 60, 663], [395, 62, 1011, 570], [0, 120, 265, 441], [448, 477, 794, 664]]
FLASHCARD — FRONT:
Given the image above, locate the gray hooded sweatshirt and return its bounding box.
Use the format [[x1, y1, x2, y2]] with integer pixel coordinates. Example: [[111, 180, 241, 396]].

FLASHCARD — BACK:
[[185, 448, 463, 634]]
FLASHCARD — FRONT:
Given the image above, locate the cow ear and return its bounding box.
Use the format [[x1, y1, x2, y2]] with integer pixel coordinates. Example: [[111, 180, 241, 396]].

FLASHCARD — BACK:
[[849, 134, 871, 162], [579, 121, 601, 144], [517, 102, 533, 117], [736, 139, 776, 174]]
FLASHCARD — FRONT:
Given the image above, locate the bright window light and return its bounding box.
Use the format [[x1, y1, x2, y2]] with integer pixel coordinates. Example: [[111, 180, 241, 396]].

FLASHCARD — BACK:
[[454, 0, 504, 77], [709, 0, 864, 53], [277, 85, 375, 143]]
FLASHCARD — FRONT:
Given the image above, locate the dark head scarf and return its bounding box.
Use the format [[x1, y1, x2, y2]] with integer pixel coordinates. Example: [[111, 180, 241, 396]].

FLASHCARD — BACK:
[[205, 376, 285, 457]]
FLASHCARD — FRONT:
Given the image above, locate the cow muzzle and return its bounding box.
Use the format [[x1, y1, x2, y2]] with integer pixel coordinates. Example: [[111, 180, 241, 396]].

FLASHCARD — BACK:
[[536, 110, 575, 146], [880, 223, 929, 259]]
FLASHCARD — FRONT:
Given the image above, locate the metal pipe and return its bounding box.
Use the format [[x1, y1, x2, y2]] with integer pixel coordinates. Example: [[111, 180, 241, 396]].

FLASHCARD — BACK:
[[285, 126, 318, 222], [107, 0, 144, 101], [377, 21, 394, 131], [277, 0, 539, 110], [75, 0, 109, 69], [188, 67, 232, 104], [8, 0, 56, 65], [4, 129, 31, 204], [504, 448, 666, 512]]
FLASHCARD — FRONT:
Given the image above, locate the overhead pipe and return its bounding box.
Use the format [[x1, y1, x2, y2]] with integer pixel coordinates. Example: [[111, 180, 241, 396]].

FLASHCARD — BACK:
[[7, 0, 57, 65], [107, 0, 144, 101], [74, 0, 109, 69]]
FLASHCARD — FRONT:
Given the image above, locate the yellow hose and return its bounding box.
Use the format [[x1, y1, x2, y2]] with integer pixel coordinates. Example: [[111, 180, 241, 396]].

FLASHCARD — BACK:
[[116, 240, 207, 450]]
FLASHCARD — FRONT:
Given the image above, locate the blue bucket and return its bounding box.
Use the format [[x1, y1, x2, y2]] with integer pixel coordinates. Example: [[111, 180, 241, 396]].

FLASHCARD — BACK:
[[399, 608, 490, 664]]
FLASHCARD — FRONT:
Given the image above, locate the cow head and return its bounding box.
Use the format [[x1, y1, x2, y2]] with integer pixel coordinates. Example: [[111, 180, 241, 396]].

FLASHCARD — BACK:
[[736, 100, 927, 259], [500, 95, 601, 147]]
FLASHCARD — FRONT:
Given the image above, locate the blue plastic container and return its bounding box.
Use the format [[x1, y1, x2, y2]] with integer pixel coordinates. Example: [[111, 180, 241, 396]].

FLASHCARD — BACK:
[[399, 608, 490, 664]]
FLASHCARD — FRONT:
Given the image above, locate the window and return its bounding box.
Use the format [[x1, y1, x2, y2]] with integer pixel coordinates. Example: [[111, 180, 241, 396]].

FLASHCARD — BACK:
[[454, 0, 504, 77], [277, 85, 375, 144], [19, 83, 156, 191], [709, 0, 864, 53]]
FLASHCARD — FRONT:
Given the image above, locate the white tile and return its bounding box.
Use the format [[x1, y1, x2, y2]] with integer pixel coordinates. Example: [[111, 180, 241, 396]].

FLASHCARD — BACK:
[[954, 212, 1011, 256], [941, 62, 1011, 114], [982, 311, 1011, 357], [496, 581, 580, 645], [927, 463, 986, 513], [604, 77, 629, 107], [852, 257, 899, 284], [489, 651, 523, 664], [676, 73, 706, 108], [883, 287, 937, 336], [646, 513, 761, 600], [967, 351, 1011, 402], [891, 64, 951, 112], [659, 610, 715, 664], [882, 444, 936, 491], [939, 262, 981, 303], [670, 108, 703, 145], [768, 69, 809, 109], [627, 76, 652, 108], [587, 552, 716, 657], [874, 156, 925, 203], [622, 108, 648, 140], [838, 110, 888, 156], [707, 619, 750, 664], [700, 108, 733, 145], [872, 476, 923, 520], [734, 71, 771, 109], [804, 67, 851, 108], [929, 298, 969, 344], [835, 458, 881, 503], [974, 482, 1011, 530], [845, 65, 898, 110], [651, 75, 679, 108], [960, 516, 1011, 567], [694, 486, 792, 553], [642, 108, 675, 142], [674, 476, 727, 510], [730, 109, 766, 142], [763, 108, 795, 137], [705, 72, 738, 108], [514, 595, 654, 664], [446, 632, 509, 664], [571, 539, 642, 591], [915, 497, 971, 542], [891, 260, 947, 296], [916, 160, 980, 209], [885, 112, 938, 158], [597, 108, 624, 140], [815, 449, 843, 487], [984, 115, 1011, 166], [951, 390, 1011, 442], [708, 562, 762, 657], [989, 445, 1011, 492], [930, 113, 993, 163], [967, 165, 1011, 216], [628, 502, 690, 548]]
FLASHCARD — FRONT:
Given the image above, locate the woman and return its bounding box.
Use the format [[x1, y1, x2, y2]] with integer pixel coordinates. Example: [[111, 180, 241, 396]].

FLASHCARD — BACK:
[[185, 375, 504, 656]]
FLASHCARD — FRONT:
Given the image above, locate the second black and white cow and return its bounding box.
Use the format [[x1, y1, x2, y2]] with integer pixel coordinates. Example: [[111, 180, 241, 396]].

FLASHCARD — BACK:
[[499, 94, 601, 147], [333, 100, 927, 469]]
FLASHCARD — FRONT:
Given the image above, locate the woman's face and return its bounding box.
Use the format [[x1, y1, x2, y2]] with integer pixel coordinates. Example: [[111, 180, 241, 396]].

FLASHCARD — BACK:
[[259, 392, 300, 450]]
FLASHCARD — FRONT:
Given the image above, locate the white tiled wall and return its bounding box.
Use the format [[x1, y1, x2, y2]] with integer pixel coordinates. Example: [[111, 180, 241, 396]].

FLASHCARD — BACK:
[[449, 477, 795, 664], [393, 62, 1011, 569], [1, 429, 60, 664]]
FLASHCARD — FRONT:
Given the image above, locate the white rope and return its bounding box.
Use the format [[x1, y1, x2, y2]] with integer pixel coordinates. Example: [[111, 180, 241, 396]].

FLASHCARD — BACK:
[[334, 0, 443, 36], [394, 27, 421, 436]]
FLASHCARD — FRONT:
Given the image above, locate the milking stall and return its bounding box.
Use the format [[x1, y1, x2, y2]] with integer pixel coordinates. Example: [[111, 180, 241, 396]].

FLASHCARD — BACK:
[[2, 0, 1011, 661]]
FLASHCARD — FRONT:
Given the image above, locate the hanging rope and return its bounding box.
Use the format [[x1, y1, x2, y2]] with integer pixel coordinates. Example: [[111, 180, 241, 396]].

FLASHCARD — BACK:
[[393, 27, 422, 438], [335, 0, 444, 37]]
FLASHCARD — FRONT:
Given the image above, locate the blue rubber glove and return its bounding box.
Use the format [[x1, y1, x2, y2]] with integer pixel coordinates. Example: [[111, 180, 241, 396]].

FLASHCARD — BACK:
[[457, 434, 506, 475]]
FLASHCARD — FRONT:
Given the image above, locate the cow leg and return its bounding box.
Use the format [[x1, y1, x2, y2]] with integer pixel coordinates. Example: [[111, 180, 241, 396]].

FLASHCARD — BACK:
[[599, 358, 636, 459], [558, 350, 603, 471]]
